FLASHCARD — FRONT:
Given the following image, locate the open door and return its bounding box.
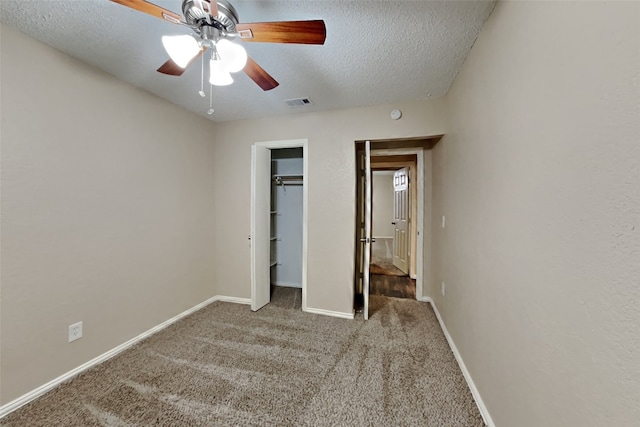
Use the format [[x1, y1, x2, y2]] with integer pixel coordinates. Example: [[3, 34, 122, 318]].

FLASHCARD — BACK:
[[251, 145, 271, 311], [355, 141, 373, 319], [363, 140, 372, 319], [392, 167, 410, 274], [354, 148, 365, 308]]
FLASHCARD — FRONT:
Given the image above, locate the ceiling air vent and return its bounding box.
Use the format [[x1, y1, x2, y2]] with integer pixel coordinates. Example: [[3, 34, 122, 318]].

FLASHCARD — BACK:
[[285, 97, 314, 108]]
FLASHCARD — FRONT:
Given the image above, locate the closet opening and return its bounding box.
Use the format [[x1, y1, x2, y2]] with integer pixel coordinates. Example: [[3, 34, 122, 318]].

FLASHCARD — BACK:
[[270, 148, 304, 305], [251, 139, 308, 312]]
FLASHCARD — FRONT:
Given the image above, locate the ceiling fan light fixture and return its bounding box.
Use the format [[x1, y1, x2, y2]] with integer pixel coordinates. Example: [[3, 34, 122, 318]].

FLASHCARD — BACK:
[[216, 39, 247, 73], [209, 59, 234, 86], [162, 35, 201, 68]]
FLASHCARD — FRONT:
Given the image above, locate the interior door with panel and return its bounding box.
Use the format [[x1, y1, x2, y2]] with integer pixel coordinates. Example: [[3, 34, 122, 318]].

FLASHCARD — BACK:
[[363, 140, 372, 320], [251, 145, 271, 311], [392, 167, 410, 274], [355, 148, 365, 299], [354, 140, 373, 320]]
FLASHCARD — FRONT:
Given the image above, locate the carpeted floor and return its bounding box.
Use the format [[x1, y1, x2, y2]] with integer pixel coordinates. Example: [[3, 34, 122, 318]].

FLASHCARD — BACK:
[[1, 289, 484, 426]]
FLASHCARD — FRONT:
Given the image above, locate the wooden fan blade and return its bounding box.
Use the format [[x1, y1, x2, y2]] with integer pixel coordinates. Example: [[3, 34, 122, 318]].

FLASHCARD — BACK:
[[110, 0, 182, 24], [243, 57, 279, 91], [157, 49, 204, 76], [235, 20, 326, 45]]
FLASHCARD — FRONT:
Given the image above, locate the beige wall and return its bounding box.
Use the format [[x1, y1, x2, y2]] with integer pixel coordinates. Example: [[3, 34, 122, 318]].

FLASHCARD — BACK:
[[213, 100, 446, 315], [433, 1, 640, 426], [372, 172, 395, 238], [14, 2, 636, 419], [0, 25, 219, 404]]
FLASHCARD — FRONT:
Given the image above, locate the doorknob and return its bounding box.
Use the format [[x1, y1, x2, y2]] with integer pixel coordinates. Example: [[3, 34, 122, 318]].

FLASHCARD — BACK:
[[359, 237, 370, 243]]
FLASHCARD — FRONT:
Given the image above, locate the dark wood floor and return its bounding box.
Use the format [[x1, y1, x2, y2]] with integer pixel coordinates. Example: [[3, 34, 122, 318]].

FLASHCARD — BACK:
[[368, 256, 416, 299], [370, 273, 416, 299]]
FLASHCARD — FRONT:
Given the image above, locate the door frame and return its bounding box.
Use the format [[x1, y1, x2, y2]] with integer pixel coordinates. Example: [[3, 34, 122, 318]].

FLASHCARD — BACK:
[[370, 147, 425, 300], [251, 139, 309, 311]]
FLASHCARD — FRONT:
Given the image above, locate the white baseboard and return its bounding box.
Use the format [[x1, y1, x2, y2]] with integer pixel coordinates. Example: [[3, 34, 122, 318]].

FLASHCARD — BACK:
[[422, 297, 495, 427], [303, 306, 355, 320], [0, 295, 249, 419], [214, 295, 251, 305]]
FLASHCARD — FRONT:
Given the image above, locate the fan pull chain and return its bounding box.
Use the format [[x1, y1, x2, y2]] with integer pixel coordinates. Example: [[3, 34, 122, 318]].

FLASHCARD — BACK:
[[198, 48, 205, 97], [207, 49, 214, 115], [207, 81, 214, 115]]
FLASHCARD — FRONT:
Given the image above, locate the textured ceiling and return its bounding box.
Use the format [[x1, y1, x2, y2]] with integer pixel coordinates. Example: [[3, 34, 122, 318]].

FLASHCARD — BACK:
[[0, 0, 495, 122]]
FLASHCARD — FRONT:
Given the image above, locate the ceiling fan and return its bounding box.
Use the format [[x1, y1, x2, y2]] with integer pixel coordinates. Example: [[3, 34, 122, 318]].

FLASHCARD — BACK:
[[110, 0, 326, 91]]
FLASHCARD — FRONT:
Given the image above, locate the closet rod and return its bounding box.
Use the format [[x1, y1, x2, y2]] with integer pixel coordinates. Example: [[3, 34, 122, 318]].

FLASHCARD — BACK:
[[273, 175, 303, 186]]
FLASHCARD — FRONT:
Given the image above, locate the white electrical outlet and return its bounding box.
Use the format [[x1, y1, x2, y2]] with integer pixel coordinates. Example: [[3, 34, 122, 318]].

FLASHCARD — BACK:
[[442, 215, 446, 228], [68, 321, 83, 343], [441, 282, 446, 296]]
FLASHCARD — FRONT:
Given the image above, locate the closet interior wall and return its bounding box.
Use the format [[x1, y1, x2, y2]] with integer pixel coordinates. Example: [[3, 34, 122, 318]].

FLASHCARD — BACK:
[[270, 148, 304, 288]]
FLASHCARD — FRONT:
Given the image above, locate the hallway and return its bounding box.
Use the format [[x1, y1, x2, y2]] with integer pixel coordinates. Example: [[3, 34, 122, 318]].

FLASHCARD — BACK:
[[370, 253, 416, 300]]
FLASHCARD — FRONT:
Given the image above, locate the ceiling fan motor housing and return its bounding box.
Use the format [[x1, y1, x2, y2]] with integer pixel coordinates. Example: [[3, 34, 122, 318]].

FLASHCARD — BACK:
[[182, 0, 239, 33]]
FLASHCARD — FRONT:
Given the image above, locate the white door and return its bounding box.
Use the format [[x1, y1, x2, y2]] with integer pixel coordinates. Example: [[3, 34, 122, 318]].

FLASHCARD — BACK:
[[363, 140, 372, 320], [392, 167, 409, 274], [251, 145, 271, 311]]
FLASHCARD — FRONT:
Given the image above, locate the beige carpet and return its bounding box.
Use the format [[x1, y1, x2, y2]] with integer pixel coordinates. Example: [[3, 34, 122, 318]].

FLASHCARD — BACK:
[[1, 288, 484, 426]]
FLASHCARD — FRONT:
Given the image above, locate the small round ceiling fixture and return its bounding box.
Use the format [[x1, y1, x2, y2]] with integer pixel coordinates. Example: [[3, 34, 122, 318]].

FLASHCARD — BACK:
[[391, 109, 402, 120]]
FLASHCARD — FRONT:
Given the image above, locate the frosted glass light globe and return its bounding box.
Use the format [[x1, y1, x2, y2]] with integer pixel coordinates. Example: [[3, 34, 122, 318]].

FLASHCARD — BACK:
[[216, 39, 248, 73], [161, 35, 200, 68], [209, 59, 233, 86]]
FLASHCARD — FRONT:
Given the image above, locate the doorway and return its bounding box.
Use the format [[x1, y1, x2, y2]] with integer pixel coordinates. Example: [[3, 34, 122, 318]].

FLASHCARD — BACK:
[[251, 139, 308, 312], [370, 161, 417, 299], [354, 140, 431, 319]]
